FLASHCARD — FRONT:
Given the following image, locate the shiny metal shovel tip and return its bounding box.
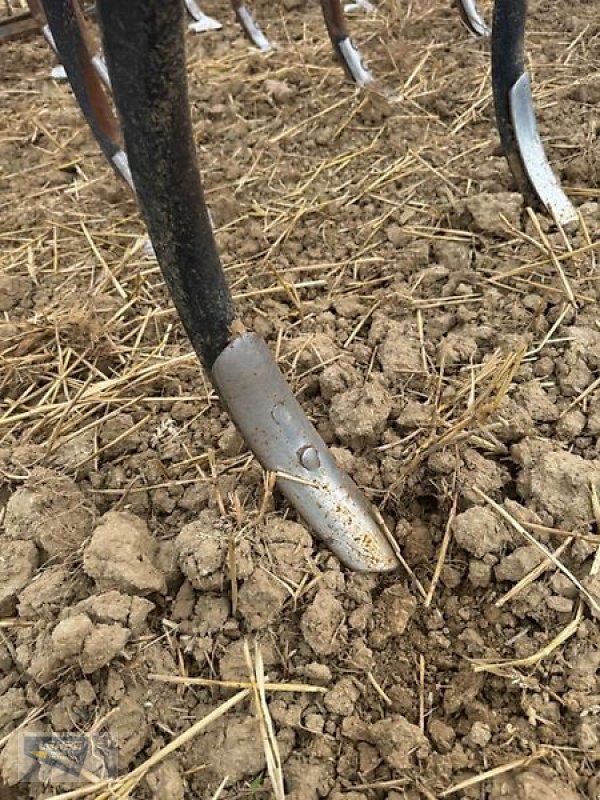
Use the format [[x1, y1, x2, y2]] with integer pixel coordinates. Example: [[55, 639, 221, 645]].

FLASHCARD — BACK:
[[338, 36, 373, 87], [509, 73, 577, 227], [211, 332, 400, 573], [50, 63, 67, 79], [188, 16, 222, 32]]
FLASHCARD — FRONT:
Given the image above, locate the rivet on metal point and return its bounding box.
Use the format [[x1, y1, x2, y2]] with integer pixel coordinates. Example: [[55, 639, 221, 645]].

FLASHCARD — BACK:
[[299, 445, 321, 471]]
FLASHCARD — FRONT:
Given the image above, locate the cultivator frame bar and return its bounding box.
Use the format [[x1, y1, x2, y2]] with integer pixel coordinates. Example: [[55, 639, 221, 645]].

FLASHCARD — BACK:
[[232, 0, 271, 52]]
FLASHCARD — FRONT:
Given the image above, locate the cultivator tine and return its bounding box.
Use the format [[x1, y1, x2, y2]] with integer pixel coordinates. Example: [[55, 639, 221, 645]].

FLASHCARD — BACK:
[[492, 0, 577, 225], [320, 0, 373, 87], [231, 0, 271, 52], [41, 5, 111, 90], [184, 0, 221, 33], [456, 0, 490, 37], [95, 0, 399, 573], [39, 0, 132, 187]]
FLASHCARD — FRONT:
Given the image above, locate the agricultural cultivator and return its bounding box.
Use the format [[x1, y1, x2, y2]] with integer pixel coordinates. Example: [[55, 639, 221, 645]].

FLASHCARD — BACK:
[[4, 0, 580, 573], [37, 0, 402, 574]]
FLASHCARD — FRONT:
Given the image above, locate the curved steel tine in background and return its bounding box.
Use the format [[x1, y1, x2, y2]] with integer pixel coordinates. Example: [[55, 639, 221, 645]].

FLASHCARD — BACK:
[[94, 0, 399, 573], [184, 0, 221, 33], [40, 0, 131, 187], [320, 0, 373, 86], [38, 0, 111, 90], [456, 0, 490, 37], [492, 0, 576, 225], [231, 0, 271, 52]]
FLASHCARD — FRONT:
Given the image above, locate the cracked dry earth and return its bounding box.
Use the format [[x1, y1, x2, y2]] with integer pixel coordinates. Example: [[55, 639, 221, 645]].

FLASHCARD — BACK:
[[2, 0, 600, 798]]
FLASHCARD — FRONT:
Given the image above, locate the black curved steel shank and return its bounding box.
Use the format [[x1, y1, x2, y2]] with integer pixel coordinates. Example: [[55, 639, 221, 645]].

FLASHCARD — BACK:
[[95, 0, 234, 369], [40, 0, 122, 174], [491, 0, 536, 203]]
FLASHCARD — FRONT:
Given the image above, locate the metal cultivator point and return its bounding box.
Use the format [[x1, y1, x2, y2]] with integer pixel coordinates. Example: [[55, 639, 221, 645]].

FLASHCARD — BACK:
[[232, 0, 272, 52], [491, 0, 577, 225], [41, 0, 400, 574]]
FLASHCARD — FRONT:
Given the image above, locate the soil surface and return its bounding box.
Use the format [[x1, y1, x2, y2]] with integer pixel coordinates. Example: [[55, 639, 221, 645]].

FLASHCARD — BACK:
[[1, 1, 600, 798]]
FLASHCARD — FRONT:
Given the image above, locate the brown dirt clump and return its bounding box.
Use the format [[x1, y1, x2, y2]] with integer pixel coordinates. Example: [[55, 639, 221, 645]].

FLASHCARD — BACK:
[[83, 511, 166, 595]]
